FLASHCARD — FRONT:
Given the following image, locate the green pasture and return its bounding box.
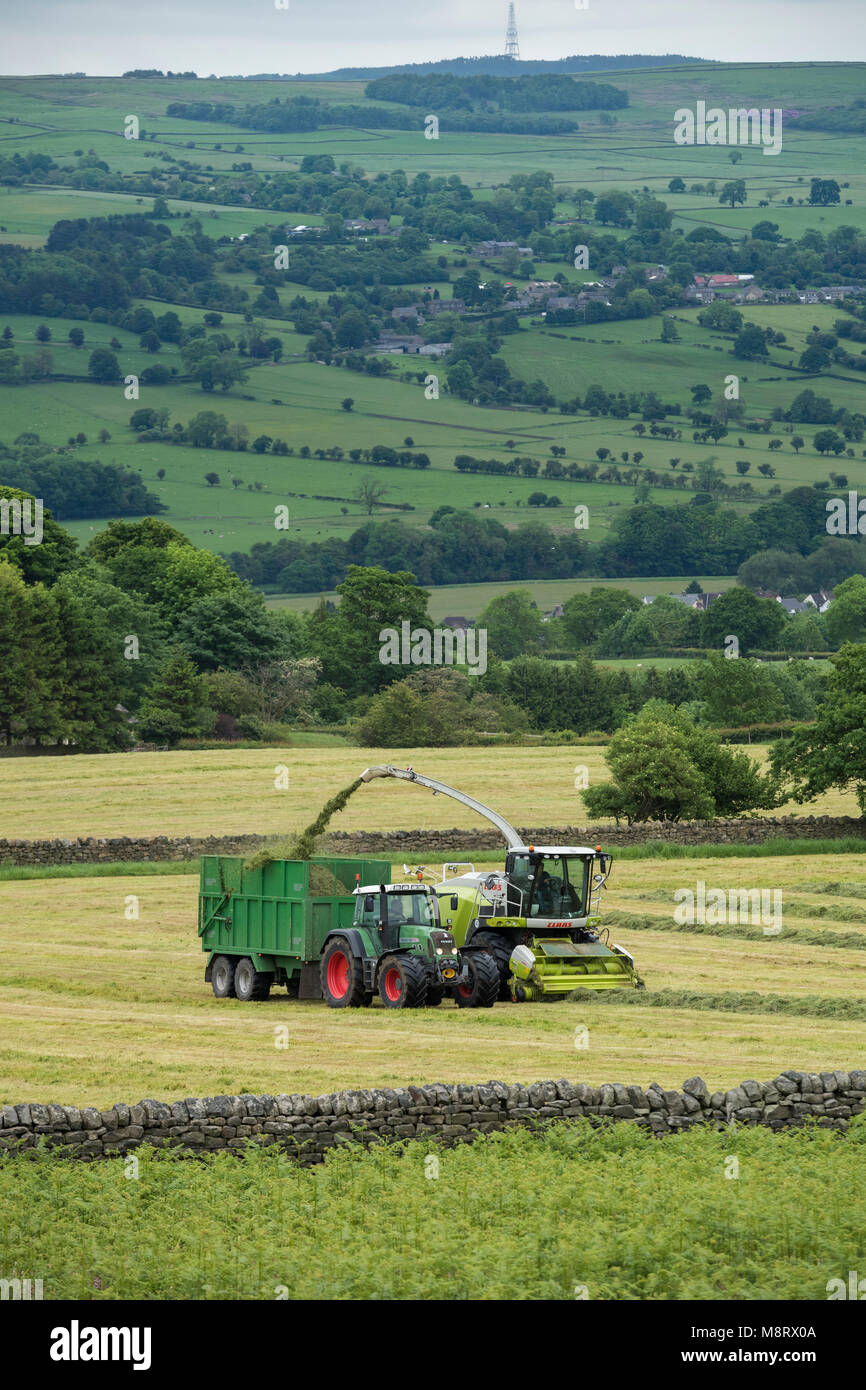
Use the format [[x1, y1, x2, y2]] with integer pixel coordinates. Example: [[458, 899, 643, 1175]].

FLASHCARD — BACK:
[[1, 63, 866, 556], [267, 575, 737, 620]]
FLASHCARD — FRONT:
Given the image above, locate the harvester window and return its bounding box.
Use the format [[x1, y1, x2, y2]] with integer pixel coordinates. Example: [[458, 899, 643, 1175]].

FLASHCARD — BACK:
[[507, 856, 532, 915], [528, 856, 587, 920]]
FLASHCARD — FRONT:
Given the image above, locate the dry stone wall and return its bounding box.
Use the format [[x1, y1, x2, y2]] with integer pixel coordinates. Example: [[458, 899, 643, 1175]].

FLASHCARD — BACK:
[[2, 1071, 864, 1162], [1, 815, 864, 866]]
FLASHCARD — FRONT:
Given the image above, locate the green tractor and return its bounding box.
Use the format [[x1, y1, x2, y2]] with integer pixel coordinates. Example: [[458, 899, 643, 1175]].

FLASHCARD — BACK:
[[323, 878, 499, 1009], [360, 766, 644, 1003]]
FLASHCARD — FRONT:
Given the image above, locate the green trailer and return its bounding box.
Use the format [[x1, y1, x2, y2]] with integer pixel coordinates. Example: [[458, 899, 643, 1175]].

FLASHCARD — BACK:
[[199, 855, 391, 1002], [198, 854, 496, 1008]]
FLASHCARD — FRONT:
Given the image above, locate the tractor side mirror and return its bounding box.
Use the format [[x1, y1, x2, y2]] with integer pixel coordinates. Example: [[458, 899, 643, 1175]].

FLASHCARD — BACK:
[[450, 895, 459, 911]]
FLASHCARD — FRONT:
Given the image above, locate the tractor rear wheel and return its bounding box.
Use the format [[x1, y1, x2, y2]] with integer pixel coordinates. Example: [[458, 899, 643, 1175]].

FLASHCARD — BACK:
[[321, 939, 366, 1008], [470, 930, 514, 1002], [211, 955, 236, 999], [379, 955, 428, 1009], [453, 951, 499, 1009], [234, 957, 272, 1002]]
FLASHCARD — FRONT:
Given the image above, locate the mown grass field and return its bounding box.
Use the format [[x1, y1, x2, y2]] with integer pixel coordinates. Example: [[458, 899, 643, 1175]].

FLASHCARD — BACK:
[[2, 1123, 865, 1300], [0, 744, 860, 843], [2, 848, 866, 1105]]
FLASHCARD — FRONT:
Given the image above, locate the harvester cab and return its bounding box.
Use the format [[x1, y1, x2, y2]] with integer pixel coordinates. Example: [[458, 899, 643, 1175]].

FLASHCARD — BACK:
[[360, 765, 643, 1003]]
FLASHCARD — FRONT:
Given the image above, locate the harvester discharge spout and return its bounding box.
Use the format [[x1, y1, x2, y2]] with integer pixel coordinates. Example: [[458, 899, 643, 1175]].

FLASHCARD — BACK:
[[360, 764, 527, 851]]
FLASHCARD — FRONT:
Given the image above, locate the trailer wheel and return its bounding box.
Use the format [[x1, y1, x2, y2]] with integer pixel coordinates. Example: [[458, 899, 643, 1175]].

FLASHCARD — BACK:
[[211, 955, 236, 999], [470, 930, 514, 1002], [378, 955, 428, 1009], [234, 957, 272, 1002], [321, 939, 366, 1008], [453, 951, 499, 1009]]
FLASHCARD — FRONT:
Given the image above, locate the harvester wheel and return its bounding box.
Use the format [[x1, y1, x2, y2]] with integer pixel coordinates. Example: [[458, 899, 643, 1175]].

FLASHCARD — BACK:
[[321, 939, 366, 1008], [378, 954, 428, 1009], [234, 957, 272, 1002], [211, 955, 236, 999], [470, 930, 514, 1002], [453, 951, 499, 1009]]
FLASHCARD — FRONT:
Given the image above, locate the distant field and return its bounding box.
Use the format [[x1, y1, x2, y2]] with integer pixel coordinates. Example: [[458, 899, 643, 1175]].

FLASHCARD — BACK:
[[0, 186, 302, 243], [0, 744, 860, 844], [268, 575, 738, 620], [2, 63, 866, 556]]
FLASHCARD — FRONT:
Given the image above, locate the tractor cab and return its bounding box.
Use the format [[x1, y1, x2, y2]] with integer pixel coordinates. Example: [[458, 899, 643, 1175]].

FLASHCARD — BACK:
[[353, 882, 451, 954]]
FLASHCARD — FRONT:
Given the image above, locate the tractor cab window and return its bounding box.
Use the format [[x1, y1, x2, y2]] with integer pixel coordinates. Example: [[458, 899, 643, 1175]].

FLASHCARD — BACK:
[[528, 855, 588, 920], [354, 893, 380, 928], [390, 892, 437, 927]]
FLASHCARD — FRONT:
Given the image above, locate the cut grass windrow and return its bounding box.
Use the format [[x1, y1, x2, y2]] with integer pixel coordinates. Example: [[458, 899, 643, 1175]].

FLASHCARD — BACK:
[[571, 987, 866, 1020], [605, 907, 866, 952]]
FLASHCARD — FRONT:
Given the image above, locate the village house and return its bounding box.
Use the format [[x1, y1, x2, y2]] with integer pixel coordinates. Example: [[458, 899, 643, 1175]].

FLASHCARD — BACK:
[[804, 588, 834, 613], [643, 592, 722, 611], [424, 298, 466, 317], [476, 240, 534, 257], [546, 295, 579, 311], [343, 218, 391, 234], [525, 280, 561, 301], [375, 333, 425, 354], [576, 287, 610, 306], [818, 285, 861, 300]]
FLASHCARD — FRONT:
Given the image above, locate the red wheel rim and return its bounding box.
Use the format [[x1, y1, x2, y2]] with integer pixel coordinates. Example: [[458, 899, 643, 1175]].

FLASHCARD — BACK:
[[456, 979, 474, 999], [326, 950, 350, 999], [383, 967, 403, 1002]]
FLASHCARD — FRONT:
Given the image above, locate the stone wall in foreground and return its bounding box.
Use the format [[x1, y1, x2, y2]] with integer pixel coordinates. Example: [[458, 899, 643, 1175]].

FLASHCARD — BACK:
[[1, 814, 864, 865], [2, 1071, 864, 1161]]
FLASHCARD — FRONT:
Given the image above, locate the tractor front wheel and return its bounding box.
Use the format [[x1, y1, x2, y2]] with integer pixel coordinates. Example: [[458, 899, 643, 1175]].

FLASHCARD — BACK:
[[453, 951, 499, 1009], [321, 939, 366, 1008], [234, 957, 272, 1002], [211, 955, 236, 999], [378, 955, 428, 1009]]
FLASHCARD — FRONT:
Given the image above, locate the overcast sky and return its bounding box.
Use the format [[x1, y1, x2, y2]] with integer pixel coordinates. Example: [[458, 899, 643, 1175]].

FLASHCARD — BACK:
[[1, 0, 863, 75]]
